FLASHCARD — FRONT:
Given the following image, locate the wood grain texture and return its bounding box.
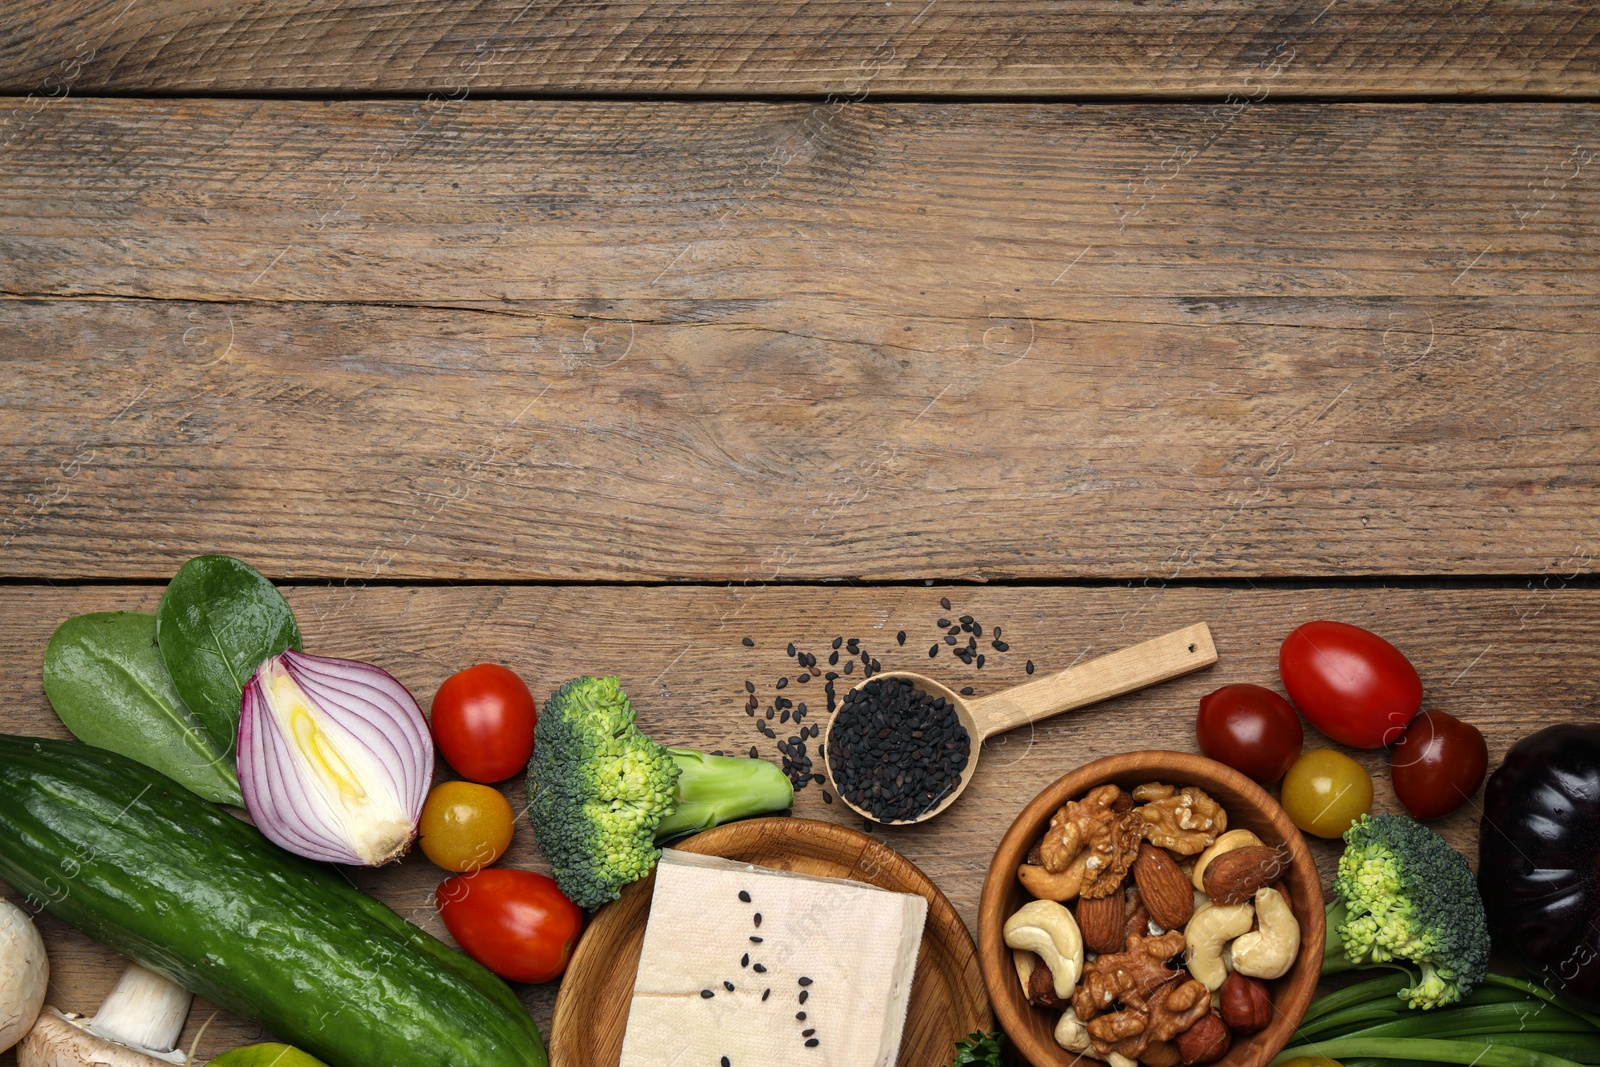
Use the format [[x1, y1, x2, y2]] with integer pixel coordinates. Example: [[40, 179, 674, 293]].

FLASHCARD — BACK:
[[0, 583, 1597, 1064], [0, 1, 1595, 97], [551, 818, 990, 1066], [2, 293, 1596, 581], [3, 102, 1598, 581], [6, 101, 1600, 305]]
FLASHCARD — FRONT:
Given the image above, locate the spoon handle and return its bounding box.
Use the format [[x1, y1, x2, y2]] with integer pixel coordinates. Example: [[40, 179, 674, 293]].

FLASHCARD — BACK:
[[968, 622, 1217, 740]]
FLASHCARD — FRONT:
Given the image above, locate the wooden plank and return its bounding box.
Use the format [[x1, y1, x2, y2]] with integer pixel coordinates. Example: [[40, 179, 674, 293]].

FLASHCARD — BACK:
[[0, 582, 1596, 1064], [5, 101, 1600, 305], [0, 1, 1596, 97], [1, 295, 1597, 581]]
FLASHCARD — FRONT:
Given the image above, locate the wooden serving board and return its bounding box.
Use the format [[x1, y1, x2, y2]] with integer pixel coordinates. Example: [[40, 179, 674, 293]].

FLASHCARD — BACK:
[[549, 817, 992, 1066]]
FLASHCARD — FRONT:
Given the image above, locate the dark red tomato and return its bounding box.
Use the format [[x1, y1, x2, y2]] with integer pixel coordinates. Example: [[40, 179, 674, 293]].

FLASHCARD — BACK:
[[1390, 709, 1488, 819], [1279, 621, 1423, 749], [436, 869, 583, 983], [1196, 684, 1304, 782], [431, 664, 537, 783]]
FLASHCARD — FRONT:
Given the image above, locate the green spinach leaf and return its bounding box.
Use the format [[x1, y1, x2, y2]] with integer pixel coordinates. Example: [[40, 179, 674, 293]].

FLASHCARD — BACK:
[[157, 554, 301, 751], [44, 611, 243, 805]]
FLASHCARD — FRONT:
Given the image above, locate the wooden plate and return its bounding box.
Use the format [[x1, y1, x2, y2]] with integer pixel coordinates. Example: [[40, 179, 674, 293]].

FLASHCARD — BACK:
[[550, 817, 993, 1066]]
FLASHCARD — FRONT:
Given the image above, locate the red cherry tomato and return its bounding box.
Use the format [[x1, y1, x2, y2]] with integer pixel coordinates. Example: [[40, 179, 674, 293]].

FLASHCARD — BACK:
[[1196, 684, 1304, 782], [1279, 621, 1423, 749], [436, 869, 583, 983], [1389, 709, 1488, 819], [431, 664, 537, 783]]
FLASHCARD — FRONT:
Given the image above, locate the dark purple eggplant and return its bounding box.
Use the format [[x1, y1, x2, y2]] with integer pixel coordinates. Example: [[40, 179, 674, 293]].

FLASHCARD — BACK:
[[1479, 722, 1600, 1006]]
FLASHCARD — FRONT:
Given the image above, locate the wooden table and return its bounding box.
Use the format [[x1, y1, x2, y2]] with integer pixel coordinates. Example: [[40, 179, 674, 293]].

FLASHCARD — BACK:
[[2, 4, 1598, 1064]]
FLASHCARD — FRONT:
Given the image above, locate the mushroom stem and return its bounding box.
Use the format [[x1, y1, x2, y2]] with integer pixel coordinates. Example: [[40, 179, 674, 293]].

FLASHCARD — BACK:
[[88, 964, 193, 1055]]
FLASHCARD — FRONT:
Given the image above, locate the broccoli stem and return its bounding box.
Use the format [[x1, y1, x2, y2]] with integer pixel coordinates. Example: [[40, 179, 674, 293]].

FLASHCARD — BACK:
[[653, 749, 795, 839]]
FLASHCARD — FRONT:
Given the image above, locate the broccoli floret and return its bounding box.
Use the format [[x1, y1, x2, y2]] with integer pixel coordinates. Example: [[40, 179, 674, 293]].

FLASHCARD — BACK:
[[527, 676, 794, 909], [1323, 813, 1490, 1010]]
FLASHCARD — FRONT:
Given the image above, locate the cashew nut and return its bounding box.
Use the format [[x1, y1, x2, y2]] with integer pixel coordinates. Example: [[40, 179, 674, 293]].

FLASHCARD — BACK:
[[1232, 886, 1300, 980], [1053, 1008, 1136, 1067], [1183, 901, 1254, 990], [1191, 829, 1264, 890], [1004, 899, 1084, 1000], [1019, 849, 1090, 901]]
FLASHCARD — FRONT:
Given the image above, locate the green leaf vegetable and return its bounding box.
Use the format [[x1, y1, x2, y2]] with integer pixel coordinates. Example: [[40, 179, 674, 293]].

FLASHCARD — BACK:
[[156, 554, 301, 754], [527, 675, 794, 909], [1279, 972, 1600, 1067], [1323, 813, 1490, 1009], [946, 1031, 1015, 1067], [43, 611, 242, 805]]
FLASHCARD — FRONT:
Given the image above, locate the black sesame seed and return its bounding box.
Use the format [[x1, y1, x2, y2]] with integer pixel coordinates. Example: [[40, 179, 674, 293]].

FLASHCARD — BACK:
[[701, 989, 714, 999], [797, 673, 809, 683], [828, 650, 839, 665], [742, 637, 755, 647], [806, 1038, 819, 1048], [750, 745, 759, 758], [832, 636, 843, 649], [762, 989, 771, 1001], [787, 642, 796, 656], [1026, 659, 1035, 674], [797, 1011, 807, 1021], [753, 913, 762, 927], [745, 680, 755, 694], [897, 630, 906, 645], [944, 635, 957, 645], [738, 890, 751, 902], [723, 1058, 731, 1067], [742, 953, 750, 967], [822, 790, 833, 803], [750, 935, 763, 943], [993, 639, 1009, 652], [929, 644, 939, 657], [724, 980, 735, 991], [844, 661, 854, 674], [961, 686, 975, 695], [937, 618, 951, 628], [977, 654, 986, 668], [754, 963, 767, 973], [799, 990, 809, 1004], [940, 596, 952, 609], [776, 677, 788, 689], [803, 1028, 816, 1037], [798, 977, 813, 986]]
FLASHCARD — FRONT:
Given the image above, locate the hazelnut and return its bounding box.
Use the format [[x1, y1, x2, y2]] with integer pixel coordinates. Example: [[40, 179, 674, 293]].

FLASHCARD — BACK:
[[1175, 1013, 1232, 1065], [1218, 972, 1273, 1034]]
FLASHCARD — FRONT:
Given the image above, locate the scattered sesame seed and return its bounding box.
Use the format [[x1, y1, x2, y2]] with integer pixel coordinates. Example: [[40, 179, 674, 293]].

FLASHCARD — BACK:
[[742, 637, 755, 647], [701, 989, 714, 999]]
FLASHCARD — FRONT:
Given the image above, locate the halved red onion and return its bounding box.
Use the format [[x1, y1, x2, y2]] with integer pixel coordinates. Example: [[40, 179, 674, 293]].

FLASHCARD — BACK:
[[238, 649, 433, 866]]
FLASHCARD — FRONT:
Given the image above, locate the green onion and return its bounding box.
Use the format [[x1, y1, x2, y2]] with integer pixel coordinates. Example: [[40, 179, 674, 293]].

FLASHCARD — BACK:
[[1303, 973, 1419, 1023], [1271, 1037, 1587, 1067]]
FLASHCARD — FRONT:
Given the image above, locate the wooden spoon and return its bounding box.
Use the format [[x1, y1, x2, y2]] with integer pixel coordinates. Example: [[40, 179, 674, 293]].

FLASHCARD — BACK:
[[820, 622, 1217, 825]]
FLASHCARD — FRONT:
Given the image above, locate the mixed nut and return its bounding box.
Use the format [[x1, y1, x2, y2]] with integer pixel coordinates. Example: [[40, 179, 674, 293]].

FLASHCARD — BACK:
[[1003, 782, 1303, 1066]]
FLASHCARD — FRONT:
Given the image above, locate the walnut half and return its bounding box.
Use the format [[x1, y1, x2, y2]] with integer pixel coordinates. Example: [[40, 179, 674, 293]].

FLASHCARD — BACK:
[[1137, 785, 1227, 855]]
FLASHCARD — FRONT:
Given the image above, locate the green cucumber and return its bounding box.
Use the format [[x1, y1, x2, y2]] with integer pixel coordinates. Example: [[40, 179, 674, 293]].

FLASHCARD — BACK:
[[0, 735, 546, 1067]]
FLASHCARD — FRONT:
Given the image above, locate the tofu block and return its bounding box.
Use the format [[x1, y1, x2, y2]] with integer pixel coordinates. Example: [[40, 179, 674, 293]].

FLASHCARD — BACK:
[[617, 849, 929, 1067]]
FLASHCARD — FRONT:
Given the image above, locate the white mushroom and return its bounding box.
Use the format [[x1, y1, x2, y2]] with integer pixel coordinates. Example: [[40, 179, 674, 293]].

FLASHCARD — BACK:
[[19, 961, 194, 1066], [0, 901, 48, 1053], [1232, 886, 1301, 980]]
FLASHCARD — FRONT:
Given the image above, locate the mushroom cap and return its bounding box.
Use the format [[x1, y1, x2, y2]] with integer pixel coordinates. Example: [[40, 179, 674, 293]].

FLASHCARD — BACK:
[[18, 1010, 178, 1067], [0, 900, 48, 1054]]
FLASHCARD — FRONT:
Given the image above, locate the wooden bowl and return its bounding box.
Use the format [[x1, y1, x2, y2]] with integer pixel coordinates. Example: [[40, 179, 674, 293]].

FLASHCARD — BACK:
[[979, 751, 1325, 1067], [551, 817, 993, 1066]]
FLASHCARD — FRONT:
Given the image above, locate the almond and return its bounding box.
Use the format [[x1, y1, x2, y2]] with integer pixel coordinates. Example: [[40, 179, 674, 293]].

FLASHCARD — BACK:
[[1132, 843, 1194, 931], [1077, 886, 1126, 954], [1202, 844, 1290, 906]]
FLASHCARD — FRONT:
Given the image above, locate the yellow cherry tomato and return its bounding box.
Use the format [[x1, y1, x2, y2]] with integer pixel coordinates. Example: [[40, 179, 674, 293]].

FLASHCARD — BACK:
[[1281, 748, 1373, 839], [418, 781, 515, 873]]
